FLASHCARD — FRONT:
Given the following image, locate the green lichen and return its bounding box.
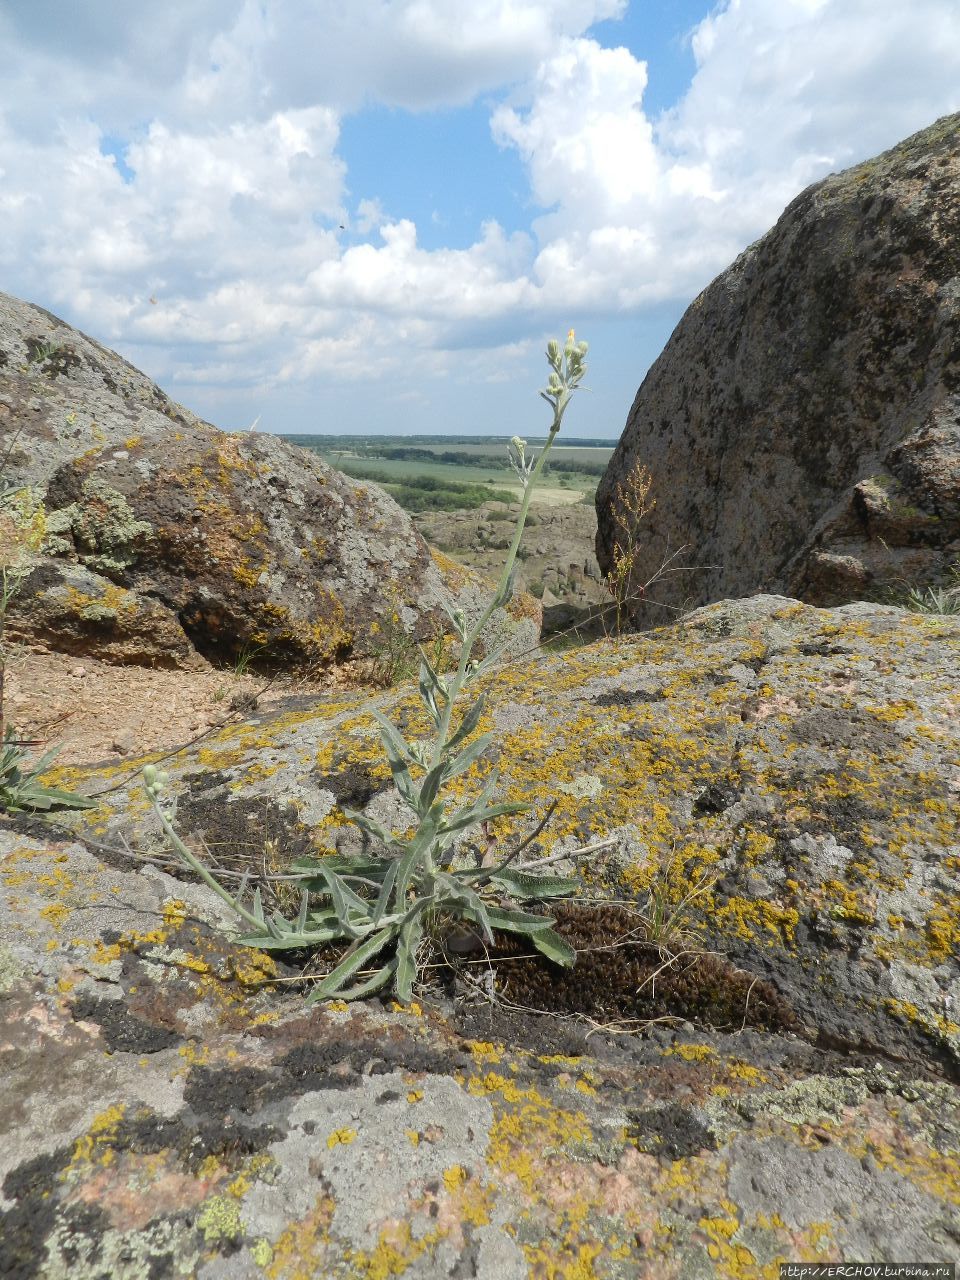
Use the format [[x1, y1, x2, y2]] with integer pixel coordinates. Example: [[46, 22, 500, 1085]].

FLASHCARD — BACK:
[[250, 1238, 274, 1268], [197, 1194, 244, 1245], [45, 477, 153, 574], [0, 942, 25, 993]]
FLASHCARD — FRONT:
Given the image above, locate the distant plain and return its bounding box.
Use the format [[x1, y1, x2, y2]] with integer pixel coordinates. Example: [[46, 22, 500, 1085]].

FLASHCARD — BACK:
[[282, 434, 616, 510]]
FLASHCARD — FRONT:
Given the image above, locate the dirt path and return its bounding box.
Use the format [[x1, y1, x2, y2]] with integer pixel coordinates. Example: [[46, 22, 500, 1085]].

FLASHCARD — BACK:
[[5, 650, 361, 766]]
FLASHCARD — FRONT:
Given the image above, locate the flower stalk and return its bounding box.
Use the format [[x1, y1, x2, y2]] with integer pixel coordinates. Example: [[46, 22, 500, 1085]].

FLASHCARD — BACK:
[[143, 334, 591, 1004]]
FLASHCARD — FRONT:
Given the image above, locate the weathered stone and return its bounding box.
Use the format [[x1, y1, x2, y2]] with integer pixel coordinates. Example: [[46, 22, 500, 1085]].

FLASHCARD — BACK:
[[4, 596, 960, 1274], [597, 113, 960, 625], [0, 290, 540, 669], [47, 594, 960, 1071], [8, 558, 205, 669]]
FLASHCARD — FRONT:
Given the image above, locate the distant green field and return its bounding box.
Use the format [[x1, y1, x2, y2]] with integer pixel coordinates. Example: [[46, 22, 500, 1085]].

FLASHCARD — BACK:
[[282, 433, 616, 512]]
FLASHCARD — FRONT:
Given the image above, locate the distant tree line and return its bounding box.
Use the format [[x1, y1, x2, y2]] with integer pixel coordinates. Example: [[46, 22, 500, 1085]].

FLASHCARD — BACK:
[[363, 445, 607, 477], [336, 463, 512, 512]]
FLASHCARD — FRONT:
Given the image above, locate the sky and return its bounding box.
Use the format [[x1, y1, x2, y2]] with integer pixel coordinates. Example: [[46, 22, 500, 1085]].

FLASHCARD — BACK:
[[1, 2, 959, 440]]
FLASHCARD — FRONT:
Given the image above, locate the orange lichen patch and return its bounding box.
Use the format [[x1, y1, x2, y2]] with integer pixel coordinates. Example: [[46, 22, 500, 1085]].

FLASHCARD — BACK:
[[467, 1071, 592, 1192], [467, 1040, 505, 1066], [326, 1127, 358, 1149], [924, 902, 960, 963], [262, 1192, 337, 1280], [708, 896, 800, 947], [848, 1135, 960, 1206], [344, 1220, 447, 1280], [63, 1104, 127, 1178], [65, 581, 139, 618], [429, 546, 471, 592], [697, 1205, 755, 1272], [665, 1043, 719, 1063], [231, 557, 264, 589], [517, 1237, 610, 1279]]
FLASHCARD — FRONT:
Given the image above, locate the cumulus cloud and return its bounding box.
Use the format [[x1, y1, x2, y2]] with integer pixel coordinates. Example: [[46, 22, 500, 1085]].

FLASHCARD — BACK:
[[492, 0, 960, 307], [0, 0, 958, 421]]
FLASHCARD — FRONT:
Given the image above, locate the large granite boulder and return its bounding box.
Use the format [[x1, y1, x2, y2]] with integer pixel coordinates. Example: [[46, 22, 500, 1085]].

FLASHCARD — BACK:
[[4, 595, 959, 1274], [596, 113, 960, 627], [0, 291, 539, 669]]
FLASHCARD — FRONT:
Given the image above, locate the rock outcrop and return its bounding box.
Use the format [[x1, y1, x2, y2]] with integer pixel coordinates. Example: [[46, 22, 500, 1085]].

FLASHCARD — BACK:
[[414, 498, 604, 635], [0, 291, 539, 670], [596, 113, 960, 627], [4, 596, 957, 1274]]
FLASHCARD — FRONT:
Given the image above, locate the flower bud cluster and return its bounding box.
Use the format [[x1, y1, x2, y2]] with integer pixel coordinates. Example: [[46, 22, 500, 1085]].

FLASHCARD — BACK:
[[540, 330, 589, 435], [143, 765, 173, 814], [508, 435, 536, 487]]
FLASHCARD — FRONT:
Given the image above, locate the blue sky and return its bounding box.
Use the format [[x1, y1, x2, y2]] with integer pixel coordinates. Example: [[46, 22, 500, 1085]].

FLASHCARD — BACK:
[[1, 1, 958, 439]]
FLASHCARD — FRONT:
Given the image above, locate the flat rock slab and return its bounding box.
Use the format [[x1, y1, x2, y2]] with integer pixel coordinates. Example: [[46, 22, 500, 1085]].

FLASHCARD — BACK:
[[4, 594, 959, 1272], [3, 826, 960, 1278]]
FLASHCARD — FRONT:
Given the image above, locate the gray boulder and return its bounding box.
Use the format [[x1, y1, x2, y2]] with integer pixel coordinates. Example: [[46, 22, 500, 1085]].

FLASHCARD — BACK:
[[596, 113, 960, 626], [4, 595, 959, 1274], [0, 291, 539, 669]]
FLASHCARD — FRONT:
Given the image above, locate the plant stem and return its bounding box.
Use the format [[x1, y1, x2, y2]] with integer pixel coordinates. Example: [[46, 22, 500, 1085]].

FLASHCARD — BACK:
[[149, 795, 265, 931], [429, 423, 562, 771]]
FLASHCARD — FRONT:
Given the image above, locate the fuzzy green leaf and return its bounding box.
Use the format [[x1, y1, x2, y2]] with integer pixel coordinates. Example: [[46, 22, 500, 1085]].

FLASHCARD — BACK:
[[293, 854, 391, 877], [440, 800, 528, 836], [445, 693, 487, 753], [480, 904, 557, 933], [443, 731, 494, 785], [310, 862, 369, 927], [373, 715, 419, 811], [236, 922, 346, 948], [395, 913, 425, 1004], [308, 959, 396, 1003], [6, 785, 98, 812], [483, 868, 578, 900], [295, 889, 309, 934], [370, 858, 400, 926], [311, 927, 397, 998], [528, 927, 577, 967]]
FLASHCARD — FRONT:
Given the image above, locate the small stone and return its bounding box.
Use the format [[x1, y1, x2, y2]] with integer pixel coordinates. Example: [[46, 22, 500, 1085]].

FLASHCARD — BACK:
[[70, 664, 87, 678], [111, 733, 136, 755]]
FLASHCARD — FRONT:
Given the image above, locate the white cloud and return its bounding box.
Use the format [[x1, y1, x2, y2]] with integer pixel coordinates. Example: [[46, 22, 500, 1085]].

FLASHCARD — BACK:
[[491, 0, 960, 308], [0, 0, 958, 423]]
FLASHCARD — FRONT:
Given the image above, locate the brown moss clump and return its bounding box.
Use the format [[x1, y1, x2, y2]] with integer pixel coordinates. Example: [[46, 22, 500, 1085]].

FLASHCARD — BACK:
[[486, 904, 800, 1034]]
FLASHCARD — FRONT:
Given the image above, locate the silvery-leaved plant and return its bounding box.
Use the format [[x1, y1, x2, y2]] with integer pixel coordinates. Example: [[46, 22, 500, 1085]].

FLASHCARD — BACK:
[[143, 333, 590, 1004]]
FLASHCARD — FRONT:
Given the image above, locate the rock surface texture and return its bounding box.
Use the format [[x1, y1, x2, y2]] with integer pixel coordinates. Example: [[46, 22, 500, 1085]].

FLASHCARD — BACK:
[[4, 596, 959, 1275], [0, 290, 538, 670], [596, 113, 960, 627]]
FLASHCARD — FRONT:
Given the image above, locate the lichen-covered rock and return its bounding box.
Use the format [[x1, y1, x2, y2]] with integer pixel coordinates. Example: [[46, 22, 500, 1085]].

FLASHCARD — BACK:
[[0, 290, 539, 669], [5, 600, 960, 1275], [8, 558, 206, 669], [15, 811, 960, 1279], [47, 595, 960, 1079], [597, 113, 960, 625]]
